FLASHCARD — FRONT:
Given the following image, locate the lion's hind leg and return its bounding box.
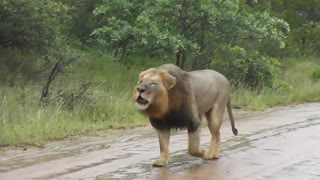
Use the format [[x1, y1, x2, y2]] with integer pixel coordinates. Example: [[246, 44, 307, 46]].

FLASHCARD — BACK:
[[203, 103, 225, 159]]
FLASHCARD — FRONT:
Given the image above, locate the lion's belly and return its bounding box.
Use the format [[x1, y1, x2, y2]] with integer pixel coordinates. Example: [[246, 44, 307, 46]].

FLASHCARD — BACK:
[[149, 109, 200, 132]]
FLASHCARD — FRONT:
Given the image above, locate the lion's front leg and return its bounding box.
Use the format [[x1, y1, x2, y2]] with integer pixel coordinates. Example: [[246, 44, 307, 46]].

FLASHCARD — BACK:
[[188, 127, 205, 157], [152, 129, 170, 167]]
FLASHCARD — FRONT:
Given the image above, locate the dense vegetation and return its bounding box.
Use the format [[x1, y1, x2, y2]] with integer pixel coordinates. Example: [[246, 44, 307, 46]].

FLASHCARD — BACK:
[[1, 0, 320, 146]]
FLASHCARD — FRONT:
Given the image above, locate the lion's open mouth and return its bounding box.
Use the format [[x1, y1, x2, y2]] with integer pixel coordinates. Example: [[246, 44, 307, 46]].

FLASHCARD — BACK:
[[137, 96, 149, 105]]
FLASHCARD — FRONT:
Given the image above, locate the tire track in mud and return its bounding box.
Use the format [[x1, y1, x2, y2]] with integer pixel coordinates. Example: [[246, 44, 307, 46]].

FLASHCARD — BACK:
[[259, 152, 320, 180], [95, 104, 320, 179], [100, 115, 320, 180], [223, 115, 320, 153]]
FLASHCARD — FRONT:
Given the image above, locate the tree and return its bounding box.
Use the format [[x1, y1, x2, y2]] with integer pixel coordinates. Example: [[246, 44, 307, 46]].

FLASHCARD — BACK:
[[0, 0, 69, 54], [246, 0, 320, 56], [93, 0, 288, 69], [57, 0, 104, 46]]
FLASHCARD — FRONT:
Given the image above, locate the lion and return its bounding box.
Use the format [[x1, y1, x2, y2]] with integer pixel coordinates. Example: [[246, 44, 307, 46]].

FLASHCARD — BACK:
[[133, 64, 238, 167]]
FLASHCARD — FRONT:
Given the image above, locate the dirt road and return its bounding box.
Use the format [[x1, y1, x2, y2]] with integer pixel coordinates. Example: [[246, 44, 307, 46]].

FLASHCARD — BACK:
[[1, 103, 320, 180]]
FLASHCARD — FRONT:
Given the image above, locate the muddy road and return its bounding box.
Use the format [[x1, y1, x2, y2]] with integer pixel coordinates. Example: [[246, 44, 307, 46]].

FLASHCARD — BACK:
[[1, 103, 320, 180]]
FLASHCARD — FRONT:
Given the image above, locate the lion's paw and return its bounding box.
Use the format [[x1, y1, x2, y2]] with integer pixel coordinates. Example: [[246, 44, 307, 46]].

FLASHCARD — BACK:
[[203, 150, 220, 160], [152, 159, 168, 167]]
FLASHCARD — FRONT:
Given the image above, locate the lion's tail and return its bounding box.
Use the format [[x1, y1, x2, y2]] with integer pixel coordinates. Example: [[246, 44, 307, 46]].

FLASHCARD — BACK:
[[227, 99, 238, 135]]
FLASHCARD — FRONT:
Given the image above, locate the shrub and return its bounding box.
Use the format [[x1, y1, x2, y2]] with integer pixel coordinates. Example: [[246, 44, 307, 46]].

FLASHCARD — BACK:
[[211, 45, 280, 89], [312, 68, 320, 82]]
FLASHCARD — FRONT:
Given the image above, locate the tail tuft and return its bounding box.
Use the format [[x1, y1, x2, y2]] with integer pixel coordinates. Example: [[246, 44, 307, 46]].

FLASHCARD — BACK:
[[232, 128, 238, 135]]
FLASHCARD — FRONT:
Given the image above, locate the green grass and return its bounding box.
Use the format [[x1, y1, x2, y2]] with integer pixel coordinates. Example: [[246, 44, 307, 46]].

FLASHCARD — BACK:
[[0, 83, 145, 146], [232, 57, 320, 110], [1, 54, 320, 146], [0, 53, 148, 146]]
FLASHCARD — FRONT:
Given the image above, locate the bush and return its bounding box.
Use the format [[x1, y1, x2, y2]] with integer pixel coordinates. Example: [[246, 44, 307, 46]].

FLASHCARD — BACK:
[[211, 45, 280, 89], [285, 22, 320, 57], [0, 0, 69, 54], [0, 47, 41, 83], [312, 68, 320, 82]]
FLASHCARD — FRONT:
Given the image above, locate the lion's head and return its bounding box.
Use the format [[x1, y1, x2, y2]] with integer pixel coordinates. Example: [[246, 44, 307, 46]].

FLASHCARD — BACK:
[[133, 68, 176, 118]]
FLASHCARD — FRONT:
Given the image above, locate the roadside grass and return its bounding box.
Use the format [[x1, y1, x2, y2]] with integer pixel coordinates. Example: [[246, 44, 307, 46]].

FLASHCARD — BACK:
[[232, 57, 320, 110], [0, 54, 147, 146], [0, 55, 319, 146], [0, 83, 145, 146]]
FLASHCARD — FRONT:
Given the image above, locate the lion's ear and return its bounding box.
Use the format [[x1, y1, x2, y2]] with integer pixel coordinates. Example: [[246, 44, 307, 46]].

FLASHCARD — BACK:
[[161, 71, 176, 90]]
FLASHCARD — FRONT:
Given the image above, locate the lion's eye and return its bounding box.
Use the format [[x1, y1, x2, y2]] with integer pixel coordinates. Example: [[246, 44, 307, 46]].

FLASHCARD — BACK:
[[150, 83, 157, 87]]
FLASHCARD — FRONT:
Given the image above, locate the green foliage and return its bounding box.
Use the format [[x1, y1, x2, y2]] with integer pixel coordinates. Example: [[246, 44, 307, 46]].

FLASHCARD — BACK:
[[1, 57, 320, 145], [251, 0, 320, 57], [1, 0, 320, 146], [0, 47, 39, 82], [0, 0, 69, 54], [232, 59, 320, 110], [0, 0, 74, 81], [0, 54, 145, 146], [93, 0, 289, 70], [290, 22, 320, 56], [57, 0, 104, 45], [312, 68, 320, 82], [211, 45, 281, 89]]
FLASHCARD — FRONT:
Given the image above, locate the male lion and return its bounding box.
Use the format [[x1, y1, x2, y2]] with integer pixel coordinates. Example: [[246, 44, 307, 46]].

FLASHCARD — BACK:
[[133, 64, 238, 167]]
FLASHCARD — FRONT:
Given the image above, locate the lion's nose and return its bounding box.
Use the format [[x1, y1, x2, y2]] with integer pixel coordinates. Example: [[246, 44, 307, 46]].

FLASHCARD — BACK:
[[137, 87, 146, 93]]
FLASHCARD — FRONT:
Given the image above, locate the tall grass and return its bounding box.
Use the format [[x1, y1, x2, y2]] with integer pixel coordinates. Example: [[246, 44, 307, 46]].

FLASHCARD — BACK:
[[232, 58, 320, 110], [0, 84, 145, 146], [0, 54, 146, 146], [1, 55, 319, 146]]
